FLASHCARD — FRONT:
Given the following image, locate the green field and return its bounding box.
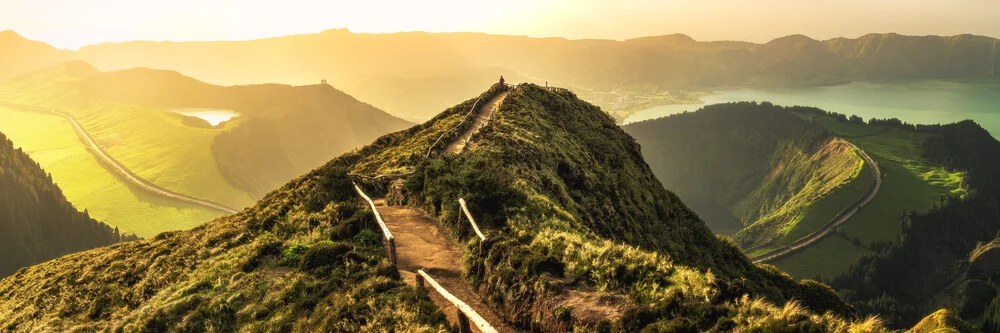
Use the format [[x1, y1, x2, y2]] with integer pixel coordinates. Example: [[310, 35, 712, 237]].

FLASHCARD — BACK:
[[0, 106, 224, 237], [0, 66, 254, 210], [773, 115, 966, 278]]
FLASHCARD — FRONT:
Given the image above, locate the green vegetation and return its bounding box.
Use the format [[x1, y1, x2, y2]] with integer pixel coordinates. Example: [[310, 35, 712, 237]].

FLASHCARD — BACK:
[[909, 309, 979, 333], [77, 67, 414, 198], [0, 130, 136, 277], [356, 85, 881, 330], [0, 161, 450, 331], [0, 62, 254, 210], [829, 119, 1000, 328], [0, 62, 411, 236], [773, 113, 966, 278], [0, 106, 223, 237], [623, 102, 866, 251]]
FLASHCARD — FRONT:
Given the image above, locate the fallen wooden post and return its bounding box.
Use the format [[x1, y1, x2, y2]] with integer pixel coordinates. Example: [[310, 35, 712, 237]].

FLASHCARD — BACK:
[[458, 198, 487, 241], [353, 182, 397, 266], [417, 269, 498, 333]]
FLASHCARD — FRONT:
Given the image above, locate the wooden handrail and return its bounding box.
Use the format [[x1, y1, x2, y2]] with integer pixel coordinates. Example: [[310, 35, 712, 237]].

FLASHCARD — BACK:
[[458, 198, 486, 241], [353, 182, 397, 265], [418, 269, 498, 333]]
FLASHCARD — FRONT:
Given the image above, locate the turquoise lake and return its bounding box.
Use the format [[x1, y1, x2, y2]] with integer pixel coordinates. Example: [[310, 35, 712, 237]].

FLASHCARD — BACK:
[[624, 80, 1000, 138]]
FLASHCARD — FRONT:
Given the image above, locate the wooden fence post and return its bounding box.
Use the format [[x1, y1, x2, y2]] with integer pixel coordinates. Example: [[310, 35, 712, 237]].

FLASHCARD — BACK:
[[389, 238, 397, 267], [457, 310, 472, 333]]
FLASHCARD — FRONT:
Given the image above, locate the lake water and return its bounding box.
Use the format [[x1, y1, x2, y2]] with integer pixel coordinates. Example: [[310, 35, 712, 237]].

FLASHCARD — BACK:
[[169, 108, 240, 126], [624, 80, 1000, 138]]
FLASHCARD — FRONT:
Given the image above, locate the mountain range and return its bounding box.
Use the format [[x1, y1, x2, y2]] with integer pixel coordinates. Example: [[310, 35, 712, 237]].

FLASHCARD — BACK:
[[3, 29, 998, 120]]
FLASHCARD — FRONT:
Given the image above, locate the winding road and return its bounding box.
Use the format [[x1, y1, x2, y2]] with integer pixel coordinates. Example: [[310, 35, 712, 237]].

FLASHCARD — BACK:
[[752, 141, 882, 263], [0, 101, 238, 214]]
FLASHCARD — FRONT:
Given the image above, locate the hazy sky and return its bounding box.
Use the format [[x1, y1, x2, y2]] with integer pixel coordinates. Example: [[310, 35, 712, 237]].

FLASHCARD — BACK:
[[2, 0, 999, 49]]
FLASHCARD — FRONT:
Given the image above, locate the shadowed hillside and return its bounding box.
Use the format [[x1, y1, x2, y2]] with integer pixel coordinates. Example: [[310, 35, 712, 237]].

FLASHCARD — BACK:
[[0, 131, 136, 277], [0, 84, 895, 331]]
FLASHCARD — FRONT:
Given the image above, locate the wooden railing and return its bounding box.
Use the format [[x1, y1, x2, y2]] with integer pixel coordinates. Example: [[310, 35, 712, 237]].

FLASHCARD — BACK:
[[353, 182, 397, 266], [458, 198, 487, 241], [417, 269, 498, 333]]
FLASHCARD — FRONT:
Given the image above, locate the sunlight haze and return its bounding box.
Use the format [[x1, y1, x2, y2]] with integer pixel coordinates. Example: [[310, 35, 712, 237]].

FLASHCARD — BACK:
[[2, 0, 999, 49]]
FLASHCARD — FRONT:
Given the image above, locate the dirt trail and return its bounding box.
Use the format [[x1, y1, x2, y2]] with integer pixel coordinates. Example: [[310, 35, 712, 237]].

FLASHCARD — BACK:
[[445, 91, 509, 153], [376, 200, 519, 333]]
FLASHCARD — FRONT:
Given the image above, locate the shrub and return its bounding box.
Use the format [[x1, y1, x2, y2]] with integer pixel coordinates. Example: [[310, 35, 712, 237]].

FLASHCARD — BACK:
[[281, 243, 311, 266], [353, 229, 381, 248], [300, 241, 352, 271]]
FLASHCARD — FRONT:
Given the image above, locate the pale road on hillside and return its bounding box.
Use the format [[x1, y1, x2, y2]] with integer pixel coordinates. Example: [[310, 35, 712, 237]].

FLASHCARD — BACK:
[[752, 141, 882, 263], [0, 101, 238, 214]]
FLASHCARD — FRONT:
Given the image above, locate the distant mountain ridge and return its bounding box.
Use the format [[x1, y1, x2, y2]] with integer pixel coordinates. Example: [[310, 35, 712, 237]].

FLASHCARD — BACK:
[[0, 131, 135, 277], [3, 29, 998, 120]]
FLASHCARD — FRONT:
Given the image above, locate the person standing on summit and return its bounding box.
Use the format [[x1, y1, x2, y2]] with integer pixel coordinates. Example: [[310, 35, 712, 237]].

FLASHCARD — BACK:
[[499, 76, 505, 86]]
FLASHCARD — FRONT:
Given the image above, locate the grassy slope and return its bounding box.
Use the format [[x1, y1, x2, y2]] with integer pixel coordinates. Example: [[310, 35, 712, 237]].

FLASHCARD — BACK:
[[735, 137, 864, 249], [773, 115, 965, 278], [360, 85, 885, 330], [0, 106, 223, 237], [0, 62, 255, 210], [0, 152, 450, 331]]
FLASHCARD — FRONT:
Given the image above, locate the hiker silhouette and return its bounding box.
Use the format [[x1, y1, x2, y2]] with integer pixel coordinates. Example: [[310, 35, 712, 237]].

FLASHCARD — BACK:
[[499, 76, 505, 86]]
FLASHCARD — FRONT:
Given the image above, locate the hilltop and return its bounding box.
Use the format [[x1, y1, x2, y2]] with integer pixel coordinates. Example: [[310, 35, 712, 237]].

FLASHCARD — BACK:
[[0, 84, 890, 331], [0, 131, 135, 277]]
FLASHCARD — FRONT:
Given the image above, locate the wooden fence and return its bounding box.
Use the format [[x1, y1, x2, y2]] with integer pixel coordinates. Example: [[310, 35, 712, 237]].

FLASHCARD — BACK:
[[417, 269, 498, 333]]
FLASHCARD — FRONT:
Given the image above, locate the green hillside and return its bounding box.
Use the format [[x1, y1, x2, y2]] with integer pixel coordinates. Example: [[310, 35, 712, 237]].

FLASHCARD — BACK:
[[0, 62, 412, 237], [0, 131, 135, 277], [827, 119, 1000, 329], [623, 102, 867, 251], [0, 84, 891, 331], [76, 67, 414, 198], [771, 112, 965, 279]]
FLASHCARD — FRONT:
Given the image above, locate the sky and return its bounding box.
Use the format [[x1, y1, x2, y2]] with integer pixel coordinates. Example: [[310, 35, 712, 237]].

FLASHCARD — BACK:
[[2, 0, 999, 49]]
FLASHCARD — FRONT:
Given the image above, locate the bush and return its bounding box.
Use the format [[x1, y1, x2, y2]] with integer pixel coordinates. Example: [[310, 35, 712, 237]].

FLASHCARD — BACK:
[[300, 241, 352, 271], [353, 229, 381, 248], [281, 243, 311, 266]]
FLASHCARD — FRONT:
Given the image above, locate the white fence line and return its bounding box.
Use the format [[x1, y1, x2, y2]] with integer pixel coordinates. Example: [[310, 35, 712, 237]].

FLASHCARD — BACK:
[[353, 182, 397, 265], [458, 198, 487, 241], [418, 269, 498, 333]]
